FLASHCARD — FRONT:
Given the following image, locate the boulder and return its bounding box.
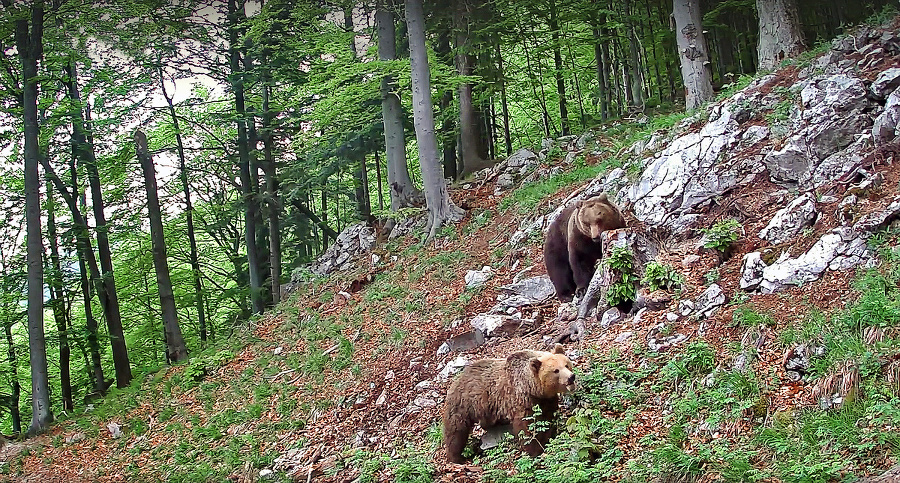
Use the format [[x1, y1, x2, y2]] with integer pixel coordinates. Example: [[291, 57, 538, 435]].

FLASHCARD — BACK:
[[758, 193, 818, 245], [874, 88, 900, 145]]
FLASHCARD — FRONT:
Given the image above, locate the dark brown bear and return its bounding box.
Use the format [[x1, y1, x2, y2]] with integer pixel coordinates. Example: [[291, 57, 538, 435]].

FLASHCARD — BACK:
[[543, 193, 626, 302], [442, 344, 575, 463]]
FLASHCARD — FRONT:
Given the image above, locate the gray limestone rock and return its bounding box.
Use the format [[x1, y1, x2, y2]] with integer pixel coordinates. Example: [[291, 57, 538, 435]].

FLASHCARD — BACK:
[[758, 194, 818, 245]]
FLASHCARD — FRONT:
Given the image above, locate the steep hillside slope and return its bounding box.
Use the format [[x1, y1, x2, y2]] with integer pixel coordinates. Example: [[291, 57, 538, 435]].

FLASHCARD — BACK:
[[6, 17, 900, 483]]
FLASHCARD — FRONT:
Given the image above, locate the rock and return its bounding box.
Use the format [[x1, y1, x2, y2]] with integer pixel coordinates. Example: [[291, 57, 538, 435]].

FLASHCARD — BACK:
[[758, 199, 900, 293], [694, 284, 726, 317], [464, 266, 494, 288], [871, 67, 900, 99], [65, 432, 86, 444], [647, 323, 688, 352], [305, 223, 376, 277], [665, 312, 679, 323], [600, 307, 623, 328], [678, 299, 695, 316], [759, 193, 818, 245], [506, 148, 539, 168], [733, 353, 751, 373], [575, 131, 594, 150], [259, 469, 274, 480], [480, 424, 513, 451], [273, 346, 283, 356], [614, 331, 634, 343], [783, 343, 820, 381], [857, 464, 900, 483], [682, 254, 701, 268], [375, 388, 388, 406], [563, 151, 580, 164], [499, 275, 556, 302], [496, 173, 515, 191], [107, 422, 122, 439], [438, 356, 469, 380], [848, 172, 884, 197], [739, 252, 766, 290], [874, 89, 900, 145], [469, 314, 517, 337]]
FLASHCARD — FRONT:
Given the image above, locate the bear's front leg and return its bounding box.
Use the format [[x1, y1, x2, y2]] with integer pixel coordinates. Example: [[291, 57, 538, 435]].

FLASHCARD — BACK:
[[569, 250, 597, 295], [511, 412, 544, 457]]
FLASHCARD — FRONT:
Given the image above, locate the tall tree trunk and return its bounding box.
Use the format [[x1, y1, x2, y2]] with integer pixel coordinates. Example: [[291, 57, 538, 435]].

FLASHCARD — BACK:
[[3, 319, 21, 434], [436, 30, 458, 180], [405, 0, 464, 241], [602, 26, 615, 116], [62, 60, 132, 388], [454, 0, 485, 176], [672, 0, 715, 110], [756, 0, 806, 70], [376, 0, 423, 214], [496, 42, 512, 155], [594, 25, 609, 120], [159, 68, 207, 343], [374, 151, 384, 211], [261, 81, 282, 306], [229, 0, 263, 315], [522, 34, 552, 137], [548, 0, 569, 135], [14, 1, 52, 433], [45, 184, 72, 412], [645, 0, 665, 102], [135, 131, 189, 363]]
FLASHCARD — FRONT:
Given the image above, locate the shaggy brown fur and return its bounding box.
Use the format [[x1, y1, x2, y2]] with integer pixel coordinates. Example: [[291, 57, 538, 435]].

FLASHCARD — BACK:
[[544, 193, 626, 302], [442, 344, 575, 463]]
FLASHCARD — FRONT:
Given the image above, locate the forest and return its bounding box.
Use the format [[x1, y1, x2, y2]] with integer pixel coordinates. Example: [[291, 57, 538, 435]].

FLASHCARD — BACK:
[[0, 0, 892, 444]]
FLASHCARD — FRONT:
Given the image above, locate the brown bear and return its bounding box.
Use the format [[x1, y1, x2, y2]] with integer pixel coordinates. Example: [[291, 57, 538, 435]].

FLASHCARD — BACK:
[[442, 344, 575, 463], [543, 193, 626, 302]]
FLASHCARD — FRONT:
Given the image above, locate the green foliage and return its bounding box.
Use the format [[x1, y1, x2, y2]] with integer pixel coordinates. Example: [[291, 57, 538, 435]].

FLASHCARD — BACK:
[[732, 307, 776, 327], [604, 247, 637, 307], [700, 218, 741, 252], [500, 161, 608, 213], [641, 262, 684, 292], [659, 342, 716, 385], [348, 447, 434, 483]]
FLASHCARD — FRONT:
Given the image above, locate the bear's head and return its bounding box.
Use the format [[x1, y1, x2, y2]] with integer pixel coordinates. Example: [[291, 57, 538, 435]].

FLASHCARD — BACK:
[[575, 193, 625, 242], [531, 344, 576, 397]]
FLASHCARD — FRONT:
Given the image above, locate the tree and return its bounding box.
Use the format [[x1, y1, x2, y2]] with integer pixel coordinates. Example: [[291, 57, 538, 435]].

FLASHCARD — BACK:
[[454, 0, 486, 174], [376, 0, 422, 217], [672, 0, 714, 110], [756, 0, 806, 70], [405, 0, 464, 241], [135, 130, 189, 363], [11, 0, 52, 434]]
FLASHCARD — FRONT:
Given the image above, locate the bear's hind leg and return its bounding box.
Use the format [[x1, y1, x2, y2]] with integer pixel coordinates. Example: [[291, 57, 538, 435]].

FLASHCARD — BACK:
[[444, 418, 473, 463]]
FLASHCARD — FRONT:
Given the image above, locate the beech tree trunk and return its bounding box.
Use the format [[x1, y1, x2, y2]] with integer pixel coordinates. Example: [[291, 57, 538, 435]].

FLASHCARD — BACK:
[[61, 59, 132, 388], [3, 321, 21, 434], [15, 0, 52, 434], [261, 81, 282, 306], [159, 68, 207, 342], [756, 0, 806, 70], [673, 0, 714, 110], [454, 0, 485, 176], [135, 130, 189, 363], [405, 0, 464, 241], [45, 186, 73, 412], [376, 0, 423, 215], [547, 0, 569, 135], [229, 0, 263, 315]]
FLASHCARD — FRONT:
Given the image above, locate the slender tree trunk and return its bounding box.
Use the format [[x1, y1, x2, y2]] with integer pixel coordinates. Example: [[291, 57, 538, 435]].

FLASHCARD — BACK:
[[673, 0, 715, 110], [756, 0, 806, 70], [594, 25, 609, 120], [645, 0, 665, 102], [523, 34, 552, 137], [602, 26, 615, 115], [45, 184, 72, 412], [548, 0, 569, 135], [15, 1, 52, 434], [496, 42, 512, 155], [436, 30, 458, 180], [62, 60, 132, 388], [374, 151, 384, 211], [4, 322, 21, 434], [454, 0, 485, 176], [228, 0, 263, 315], [406, 0, 464, 241], [261, 81, 282, 306], [376, 0, 423, 213], [135, 131, 189, 363], [159, 68, 207, 343]]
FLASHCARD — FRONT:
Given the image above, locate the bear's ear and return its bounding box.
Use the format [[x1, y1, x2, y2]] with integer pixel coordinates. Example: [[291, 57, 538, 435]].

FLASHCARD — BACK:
[[596, 193, 609, 202], [551, 343, 565, 355], [575, 199, 584, 209], [530, 358, 542, 373]]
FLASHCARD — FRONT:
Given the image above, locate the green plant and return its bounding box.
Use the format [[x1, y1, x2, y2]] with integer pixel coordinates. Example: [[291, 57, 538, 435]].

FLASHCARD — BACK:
[[642, 262, 684, 292], [704, 267, 720, 285], [700, 218, 741, 253], [604, 247, 638, 306]]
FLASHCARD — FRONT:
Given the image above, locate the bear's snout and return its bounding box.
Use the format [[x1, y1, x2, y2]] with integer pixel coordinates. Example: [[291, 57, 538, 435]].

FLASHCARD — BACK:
[[591, 235, 603, 243], [567, 373, 576, 385]]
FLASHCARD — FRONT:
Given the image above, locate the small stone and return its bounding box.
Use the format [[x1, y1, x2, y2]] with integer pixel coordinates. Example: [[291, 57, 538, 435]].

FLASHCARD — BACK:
[[678, 299, 695, 316], [600, 307, 623, 328], [375, 388, 388, 406], [259, 469, 274, 479], [107, 422, 122, 439], [65, 432, 86, 444], [614, 331, 633, 343], [666, 312, 679, 323], [464, 266, 494, 288], [682, 254, 701, 268], [496, 173, 515, 190], [273, 346, 283, 356], [385, 370, 395, 380]]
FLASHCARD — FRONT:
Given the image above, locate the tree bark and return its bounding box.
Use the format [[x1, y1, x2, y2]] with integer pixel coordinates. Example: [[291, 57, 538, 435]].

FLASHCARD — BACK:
[[261, 81, 282, 306], [62, 60, 132, 388], [135, 130, 189, 363], [45, 184, 72, 412], [672, 0, 715, 110], [15, 1, 52, 434], [376, 0, 423, 213], [454, 0, 485, 177], [228, 0, 263, 315], [756, 0, 806, 70], [159, 67, 207, 343], [4, 320, 21, 434], [548, 0, 569, 135], [405, 0, 464, 241], [496, 42, 512, 156]]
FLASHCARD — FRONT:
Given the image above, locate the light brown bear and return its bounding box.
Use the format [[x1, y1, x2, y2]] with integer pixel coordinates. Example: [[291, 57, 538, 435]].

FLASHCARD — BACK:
[[543, 193, 626, 302], [442, 344, 575, 463]]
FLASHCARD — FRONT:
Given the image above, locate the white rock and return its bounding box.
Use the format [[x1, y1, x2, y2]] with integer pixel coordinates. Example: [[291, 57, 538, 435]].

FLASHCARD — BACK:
[[759, 194, 818, 244], [464, 266, 493, 288], [259, 469, 274, 479]]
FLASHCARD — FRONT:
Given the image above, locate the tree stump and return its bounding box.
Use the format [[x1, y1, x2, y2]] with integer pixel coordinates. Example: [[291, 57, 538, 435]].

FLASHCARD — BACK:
[[552, 228, 659, 343]]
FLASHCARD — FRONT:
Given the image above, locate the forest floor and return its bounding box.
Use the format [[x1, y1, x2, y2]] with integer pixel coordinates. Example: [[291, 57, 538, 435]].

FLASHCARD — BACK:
[[5, 20, 900, 483]]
